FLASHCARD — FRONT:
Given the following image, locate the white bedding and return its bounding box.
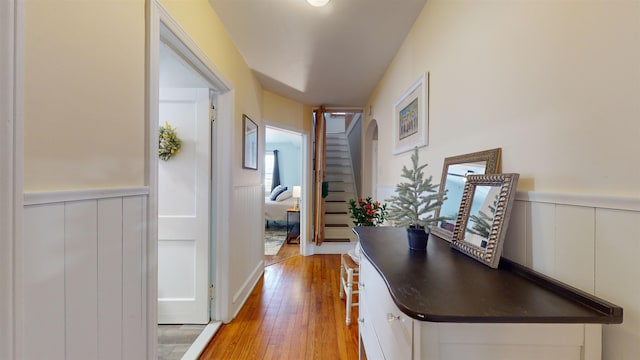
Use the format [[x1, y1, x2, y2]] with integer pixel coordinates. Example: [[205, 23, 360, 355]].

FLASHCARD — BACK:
[[265, 196, 296, 222]]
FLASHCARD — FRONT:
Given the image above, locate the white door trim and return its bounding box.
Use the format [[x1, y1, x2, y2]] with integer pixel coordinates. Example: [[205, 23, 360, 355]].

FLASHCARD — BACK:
[[263, 122, 311, 257], [0, 2, 15, 358], [2, 1, 24, 359], [148, 0, 234, 357]]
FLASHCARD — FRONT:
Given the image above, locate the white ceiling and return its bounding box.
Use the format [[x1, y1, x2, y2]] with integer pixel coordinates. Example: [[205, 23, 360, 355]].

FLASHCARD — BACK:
[[208, 0, 428, 107]]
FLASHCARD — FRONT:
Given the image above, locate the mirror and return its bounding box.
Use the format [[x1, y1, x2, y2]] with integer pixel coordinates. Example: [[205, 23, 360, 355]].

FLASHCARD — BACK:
[[431, 148, 502, 242], [451, 173, 519, 269]]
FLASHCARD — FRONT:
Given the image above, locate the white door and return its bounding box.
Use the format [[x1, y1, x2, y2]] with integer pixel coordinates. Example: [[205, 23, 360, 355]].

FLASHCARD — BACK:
[[158, 88, 210, 324]]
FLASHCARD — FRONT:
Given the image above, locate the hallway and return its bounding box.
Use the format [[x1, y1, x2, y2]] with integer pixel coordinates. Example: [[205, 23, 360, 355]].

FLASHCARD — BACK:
[[199, 255, 360, 359]]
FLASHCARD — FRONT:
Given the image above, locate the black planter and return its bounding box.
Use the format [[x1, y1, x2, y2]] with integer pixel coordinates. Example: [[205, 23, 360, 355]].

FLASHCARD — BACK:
[[407, 226, 429, 251]]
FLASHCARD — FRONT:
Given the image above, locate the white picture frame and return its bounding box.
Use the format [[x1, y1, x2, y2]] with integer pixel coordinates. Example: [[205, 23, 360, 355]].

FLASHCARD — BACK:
[[393, 72, 428, 155]]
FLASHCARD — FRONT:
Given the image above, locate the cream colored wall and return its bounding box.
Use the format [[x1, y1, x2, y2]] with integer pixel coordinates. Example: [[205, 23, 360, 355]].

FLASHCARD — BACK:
[[263, 90, 313, 133], [367, 0, 640, 197], [160, 0, 263, 187], [367, 1, 640, 358], [24, 0, 146, 191]]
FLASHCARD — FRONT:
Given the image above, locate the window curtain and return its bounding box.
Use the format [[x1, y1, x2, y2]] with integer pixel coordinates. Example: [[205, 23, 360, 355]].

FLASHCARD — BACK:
[[271, 150, 281, 191], [314, 107, 327, 246]]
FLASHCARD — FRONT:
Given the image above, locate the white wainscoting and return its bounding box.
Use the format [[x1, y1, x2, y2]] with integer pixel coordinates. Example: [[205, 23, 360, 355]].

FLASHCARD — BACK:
[[21, 188, 149, 360], [229, 184, 265, 318], [378, 184, 639, 359], [504, 192, 640, 360]]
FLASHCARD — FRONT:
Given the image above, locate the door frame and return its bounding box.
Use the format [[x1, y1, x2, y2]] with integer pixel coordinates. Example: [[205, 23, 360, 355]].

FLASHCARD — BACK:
[[148, 0, 234, 356], [263, 122, 311, 256], [2, 1, 23, 359]]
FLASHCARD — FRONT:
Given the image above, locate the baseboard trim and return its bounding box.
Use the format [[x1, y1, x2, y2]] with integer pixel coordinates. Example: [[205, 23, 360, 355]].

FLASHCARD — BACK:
[[313, 242, 356, 254], [180, 322, 222, 360], [231, 261, 264, 318]]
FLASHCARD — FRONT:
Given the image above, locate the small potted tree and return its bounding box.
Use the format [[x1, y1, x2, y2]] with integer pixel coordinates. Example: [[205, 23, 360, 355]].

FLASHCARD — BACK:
[[387, 147, 448, 251]]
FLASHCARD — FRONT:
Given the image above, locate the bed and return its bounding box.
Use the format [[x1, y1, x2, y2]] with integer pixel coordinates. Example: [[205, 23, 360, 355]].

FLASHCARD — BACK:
[[265, 196, 296, 223]]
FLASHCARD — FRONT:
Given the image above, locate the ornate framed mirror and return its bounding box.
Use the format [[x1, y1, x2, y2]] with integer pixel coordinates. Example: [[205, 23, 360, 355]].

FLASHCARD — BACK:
[[451, 173, 519, 269], [431, 148, 502, 242]]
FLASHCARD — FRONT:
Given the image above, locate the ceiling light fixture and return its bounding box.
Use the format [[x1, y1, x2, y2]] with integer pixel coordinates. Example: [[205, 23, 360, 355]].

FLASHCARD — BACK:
[[306, 0, 331, 7]]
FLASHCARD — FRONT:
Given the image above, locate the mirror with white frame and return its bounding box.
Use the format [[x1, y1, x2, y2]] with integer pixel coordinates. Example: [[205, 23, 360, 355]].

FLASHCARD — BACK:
[[451, 173, 519, 269], [431, 148, 502, 242]]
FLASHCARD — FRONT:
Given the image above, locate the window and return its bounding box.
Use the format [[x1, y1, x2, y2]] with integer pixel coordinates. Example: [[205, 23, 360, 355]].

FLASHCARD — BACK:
[[264, 152, 274, 193]]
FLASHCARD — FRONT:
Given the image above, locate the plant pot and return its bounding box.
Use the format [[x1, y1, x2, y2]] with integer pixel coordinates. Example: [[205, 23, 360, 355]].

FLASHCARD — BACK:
[[407, 226, 429, 251]]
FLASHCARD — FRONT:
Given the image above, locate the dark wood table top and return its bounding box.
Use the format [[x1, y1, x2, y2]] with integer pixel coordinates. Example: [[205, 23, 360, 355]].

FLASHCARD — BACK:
[[355, 226, 623, 324]]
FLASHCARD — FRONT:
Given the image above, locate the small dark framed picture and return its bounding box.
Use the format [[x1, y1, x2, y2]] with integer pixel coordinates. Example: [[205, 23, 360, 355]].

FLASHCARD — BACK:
[[243, 114, 258, 170]]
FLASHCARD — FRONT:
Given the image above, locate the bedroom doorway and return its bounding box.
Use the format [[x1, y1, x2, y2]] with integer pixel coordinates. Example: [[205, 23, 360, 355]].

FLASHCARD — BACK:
[[264, 126, 303, 266]]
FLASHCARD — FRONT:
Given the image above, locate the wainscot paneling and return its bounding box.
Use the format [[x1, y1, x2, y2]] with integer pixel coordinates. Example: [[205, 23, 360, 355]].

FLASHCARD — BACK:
[[21, 188, 148, 360], [229, 184, 264, 317], [504, 192, 640, 360]]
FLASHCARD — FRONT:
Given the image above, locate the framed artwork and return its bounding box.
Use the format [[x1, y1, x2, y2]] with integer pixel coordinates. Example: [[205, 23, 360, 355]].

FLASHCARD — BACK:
[[393, 73, 428, 155], [243, 114, 258, 170]]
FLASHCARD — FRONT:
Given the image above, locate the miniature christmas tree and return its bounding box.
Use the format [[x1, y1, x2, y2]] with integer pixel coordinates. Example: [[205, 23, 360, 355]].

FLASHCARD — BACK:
[[387, 147, 448, 229]]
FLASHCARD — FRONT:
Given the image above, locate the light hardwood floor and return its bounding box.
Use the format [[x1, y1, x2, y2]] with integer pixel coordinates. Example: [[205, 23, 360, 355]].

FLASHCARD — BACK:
[[264, 240, 300, 267], [199, 254, 360, 359]]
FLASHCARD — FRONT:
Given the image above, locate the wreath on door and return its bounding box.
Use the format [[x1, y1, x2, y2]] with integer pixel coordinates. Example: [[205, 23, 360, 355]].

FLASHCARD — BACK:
[[158, 121, 182, 161]]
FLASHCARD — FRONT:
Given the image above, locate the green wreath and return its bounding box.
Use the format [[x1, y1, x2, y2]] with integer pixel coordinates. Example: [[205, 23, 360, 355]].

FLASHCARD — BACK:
[[158, 121, 182, 161]]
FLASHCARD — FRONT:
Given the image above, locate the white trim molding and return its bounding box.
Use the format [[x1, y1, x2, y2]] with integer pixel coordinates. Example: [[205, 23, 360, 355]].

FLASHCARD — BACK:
[[516, 191, 640, 212], [0, 1, 15, 358], [232, 261, 264, 306], [24, 187, 150, 205], [1, 1, 23, 359]]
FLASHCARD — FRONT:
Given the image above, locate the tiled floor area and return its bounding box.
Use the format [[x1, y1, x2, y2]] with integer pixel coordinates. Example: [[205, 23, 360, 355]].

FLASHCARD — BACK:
[[158, 324, 206, 360]]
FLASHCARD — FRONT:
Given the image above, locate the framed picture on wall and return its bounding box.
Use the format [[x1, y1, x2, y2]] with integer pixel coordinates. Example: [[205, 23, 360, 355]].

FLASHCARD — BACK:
[[393, 72, 428, 155], [243, 114, 258, 170]]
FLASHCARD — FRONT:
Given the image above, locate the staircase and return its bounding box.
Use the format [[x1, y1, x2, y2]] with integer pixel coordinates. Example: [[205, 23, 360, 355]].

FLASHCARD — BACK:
[[318, 132, 358, 253]]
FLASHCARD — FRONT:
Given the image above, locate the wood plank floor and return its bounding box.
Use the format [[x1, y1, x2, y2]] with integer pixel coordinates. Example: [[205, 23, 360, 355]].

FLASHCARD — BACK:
[[199, 254, 360, 359], [264, 240, 300, 267]]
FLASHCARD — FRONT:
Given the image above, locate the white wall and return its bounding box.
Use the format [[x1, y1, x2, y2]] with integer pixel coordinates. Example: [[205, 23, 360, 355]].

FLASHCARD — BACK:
[[369, 1, 640, 358]]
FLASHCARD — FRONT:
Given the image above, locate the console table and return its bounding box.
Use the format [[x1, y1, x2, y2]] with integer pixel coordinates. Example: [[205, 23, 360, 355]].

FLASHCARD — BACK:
[[354, 227, 623, 360]]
